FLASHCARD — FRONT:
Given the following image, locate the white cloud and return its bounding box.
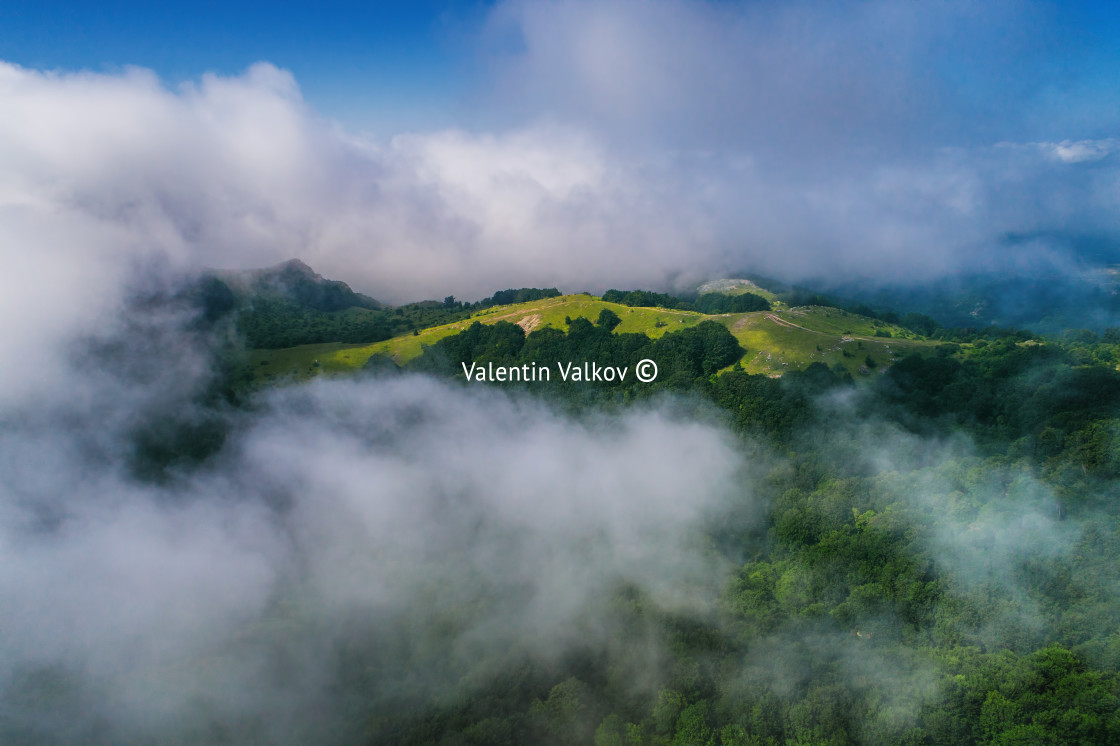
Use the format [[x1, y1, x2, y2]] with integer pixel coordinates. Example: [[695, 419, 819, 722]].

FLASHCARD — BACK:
[[2, 3, 1120, 403], [0, 363, 750, 740], [1043, 138, 1119, 164]]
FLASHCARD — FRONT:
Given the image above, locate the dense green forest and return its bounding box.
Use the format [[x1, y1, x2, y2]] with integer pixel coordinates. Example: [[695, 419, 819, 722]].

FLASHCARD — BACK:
[[65, 279, 1120, 744], [238, 297, 471, 348], [227, 274, 561, 349], [408, 314, 745, 391], [328, 314, 1120, 745], [603, 289, 772, 314]]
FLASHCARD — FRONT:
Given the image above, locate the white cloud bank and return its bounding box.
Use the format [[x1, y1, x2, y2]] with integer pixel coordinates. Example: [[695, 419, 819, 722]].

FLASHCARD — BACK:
[[0, 353, 750, 740], [2, 1, 1119, 400]]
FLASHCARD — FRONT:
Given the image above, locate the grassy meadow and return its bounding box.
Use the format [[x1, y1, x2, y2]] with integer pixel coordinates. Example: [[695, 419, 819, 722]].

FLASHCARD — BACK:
[[245, 294, 939, 385]]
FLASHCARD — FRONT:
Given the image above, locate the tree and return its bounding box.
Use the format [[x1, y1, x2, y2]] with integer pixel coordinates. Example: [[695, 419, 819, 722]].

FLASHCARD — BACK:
[[672, 701, 714, 746], [597, 308, 622, 331]]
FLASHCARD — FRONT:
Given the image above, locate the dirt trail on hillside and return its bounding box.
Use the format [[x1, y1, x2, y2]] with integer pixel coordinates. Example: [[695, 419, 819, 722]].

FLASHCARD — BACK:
[[517, 314, 542, 333], [480, 298, 563, 324], [765, 313, 827, 334]]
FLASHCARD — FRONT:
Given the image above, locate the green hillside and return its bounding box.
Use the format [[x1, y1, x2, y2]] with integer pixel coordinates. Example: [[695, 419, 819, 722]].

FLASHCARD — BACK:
[[696, 277, 783, 304], [245, 293, 937, 386], [729, 305, 932, 376]]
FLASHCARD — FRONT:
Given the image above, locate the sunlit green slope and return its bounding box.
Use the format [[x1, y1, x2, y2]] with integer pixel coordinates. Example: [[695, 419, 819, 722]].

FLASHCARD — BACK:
[[246, 294, 935, 385], [728, 305, 933, 376]]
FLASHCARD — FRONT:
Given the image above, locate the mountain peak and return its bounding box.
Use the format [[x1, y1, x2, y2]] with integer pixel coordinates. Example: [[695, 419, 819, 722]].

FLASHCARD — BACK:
[[272, 258, 319, 278]]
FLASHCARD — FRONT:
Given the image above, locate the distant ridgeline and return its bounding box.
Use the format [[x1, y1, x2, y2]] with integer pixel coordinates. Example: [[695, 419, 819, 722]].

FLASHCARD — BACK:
[[602, 288, 771, 313], [600, 283, 1042, 344], [777, 286, 948, 336], [195, 259, 561, 349], [196, 259, 1056, 355], [804, 270, 1120, 334], [776, 287, 1051, 343]]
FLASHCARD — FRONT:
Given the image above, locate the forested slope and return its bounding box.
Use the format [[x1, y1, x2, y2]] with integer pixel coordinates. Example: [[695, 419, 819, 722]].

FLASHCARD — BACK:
[[56, 270, 1120, 744], [332, 321, 1120, 745]]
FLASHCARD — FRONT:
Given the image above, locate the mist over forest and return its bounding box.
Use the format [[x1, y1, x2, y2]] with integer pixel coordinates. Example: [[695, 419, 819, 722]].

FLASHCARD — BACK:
[[3, 262, 1120, 743], [4, 1, 1120, 743]]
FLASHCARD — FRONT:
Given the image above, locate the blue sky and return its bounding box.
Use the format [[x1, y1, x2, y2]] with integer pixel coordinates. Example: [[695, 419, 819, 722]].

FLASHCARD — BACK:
[[0, 1, 495, 132], [2, 1, 1120, 302], [3, 0, 1119, 141]]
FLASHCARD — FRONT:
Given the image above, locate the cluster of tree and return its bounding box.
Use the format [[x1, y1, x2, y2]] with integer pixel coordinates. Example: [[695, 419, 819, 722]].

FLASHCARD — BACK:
[[239, 288, 562, 349], [408, 312, 745, 394], [481, 287, 562, 307], [439, 287, 563, 311], [928, 325, 1038, 343], [692, 292, 771, 314], [602, 289, 772, 314], [602, 289, 684, 308], [239, 298, 398, 348]]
